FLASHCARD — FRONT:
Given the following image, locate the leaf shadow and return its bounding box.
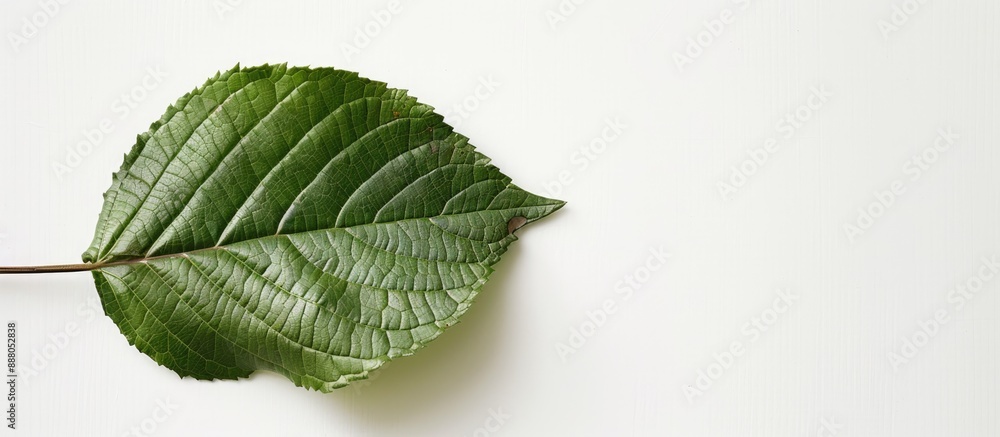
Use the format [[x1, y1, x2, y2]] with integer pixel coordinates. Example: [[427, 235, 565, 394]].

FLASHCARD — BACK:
[[317, 243, 525, 429]]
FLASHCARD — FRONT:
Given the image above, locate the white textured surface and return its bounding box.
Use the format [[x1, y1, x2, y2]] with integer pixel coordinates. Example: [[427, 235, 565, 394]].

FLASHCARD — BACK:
[[0, 0, 998, 435]]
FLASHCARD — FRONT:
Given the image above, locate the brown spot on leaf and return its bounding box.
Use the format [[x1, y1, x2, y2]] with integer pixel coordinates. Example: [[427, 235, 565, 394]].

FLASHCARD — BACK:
[[507, 216, 528, 235]]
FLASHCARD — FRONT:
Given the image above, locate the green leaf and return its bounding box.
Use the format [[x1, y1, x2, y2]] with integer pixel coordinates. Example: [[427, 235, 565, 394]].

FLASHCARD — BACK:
[[81, 64, 564, 392]]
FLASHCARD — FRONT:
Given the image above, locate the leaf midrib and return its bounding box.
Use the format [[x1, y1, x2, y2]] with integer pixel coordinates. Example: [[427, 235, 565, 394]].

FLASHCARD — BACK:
[[89, 202, 558, 270]]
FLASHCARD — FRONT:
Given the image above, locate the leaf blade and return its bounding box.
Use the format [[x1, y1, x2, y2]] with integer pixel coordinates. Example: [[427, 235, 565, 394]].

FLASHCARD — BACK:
[[84, 64, 563, 391]]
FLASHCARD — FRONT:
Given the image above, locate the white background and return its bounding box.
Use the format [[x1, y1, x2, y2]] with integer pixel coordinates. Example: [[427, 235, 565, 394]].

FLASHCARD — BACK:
[[1, 0, 999, 436]]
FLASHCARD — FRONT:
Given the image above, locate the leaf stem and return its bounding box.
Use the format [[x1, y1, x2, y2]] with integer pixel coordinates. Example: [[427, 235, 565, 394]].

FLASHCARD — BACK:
[[0, 263, 102, 274]]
